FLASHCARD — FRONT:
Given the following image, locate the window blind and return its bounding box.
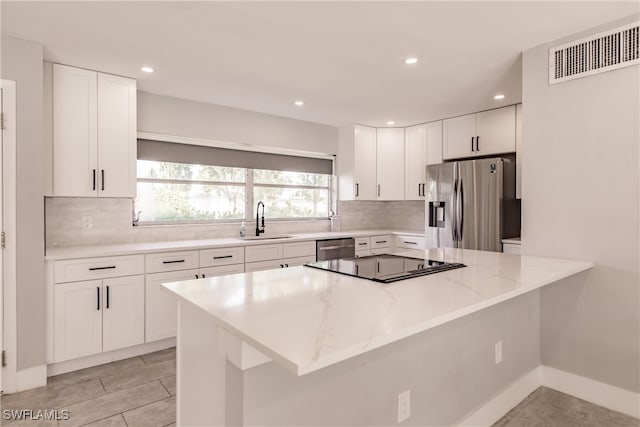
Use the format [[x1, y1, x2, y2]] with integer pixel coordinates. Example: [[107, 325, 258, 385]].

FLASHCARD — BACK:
[[137, 139, 333, 175]]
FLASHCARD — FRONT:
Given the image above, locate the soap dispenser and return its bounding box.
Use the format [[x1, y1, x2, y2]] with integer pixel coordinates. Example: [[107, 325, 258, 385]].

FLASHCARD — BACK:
[[239, 222, 246, 237]]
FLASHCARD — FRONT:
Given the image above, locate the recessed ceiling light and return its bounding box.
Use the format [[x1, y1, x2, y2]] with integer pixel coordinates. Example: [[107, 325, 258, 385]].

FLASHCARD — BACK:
[[141, 66, 154, 73], [294, 100, 304, 106], [494, 94, 505, 100], [404, 57, 418, 65], [387, 121, 395, 125]]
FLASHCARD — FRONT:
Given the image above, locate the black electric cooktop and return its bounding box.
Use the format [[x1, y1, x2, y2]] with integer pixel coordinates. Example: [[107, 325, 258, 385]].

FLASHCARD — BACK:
[[304, 254, 465, 283]]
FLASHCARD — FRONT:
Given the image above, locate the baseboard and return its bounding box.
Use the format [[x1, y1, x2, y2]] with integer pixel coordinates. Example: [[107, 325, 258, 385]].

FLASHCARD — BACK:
[[47, 338, 175, 377], [541, 365, 640, 419], [456, 366, 542, 427], [16, 365, 47, 392]]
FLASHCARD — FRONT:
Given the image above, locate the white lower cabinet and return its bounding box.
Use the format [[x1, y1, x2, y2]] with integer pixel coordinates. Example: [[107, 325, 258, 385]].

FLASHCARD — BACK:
[[145, 264, 245, 343], [145, 269, 199, 343], [54, 275, 144, 362]]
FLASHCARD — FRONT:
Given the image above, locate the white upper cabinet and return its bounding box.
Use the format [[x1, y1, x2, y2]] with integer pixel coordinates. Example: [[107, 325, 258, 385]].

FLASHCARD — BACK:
[[425, 121, 443, 166], [404, 124, 427, 200], [443, 105, 516, 160], [353, 125, 377, 200], [338, 124, 377, 201], [53, 65, 98, 197], [405, 121, 442, 200], [376, 128, 404, 200], [53, 64, 136, 198], [97, 73, 137, 198]]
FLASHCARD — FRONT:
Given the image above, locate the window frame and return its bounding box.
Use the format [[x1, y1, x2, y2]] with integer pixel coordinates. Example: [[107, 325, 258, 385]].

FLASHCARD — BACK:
[[135, 163, 333, 226]]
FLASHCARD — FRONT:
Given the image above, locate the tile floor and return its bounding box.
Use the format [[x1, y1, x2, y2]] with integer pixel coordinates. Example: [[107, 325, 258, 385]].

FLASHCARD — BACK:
[[492, 387, 639, 427], [0, 348, 176, 427], [2, 351, 638, 427]]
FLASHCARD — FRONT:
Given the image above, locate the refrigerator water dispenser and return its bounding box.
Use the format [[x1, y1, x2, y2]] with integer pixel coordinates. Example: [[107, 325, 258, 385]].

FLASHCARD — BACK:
[[428, 202, 446, 228]]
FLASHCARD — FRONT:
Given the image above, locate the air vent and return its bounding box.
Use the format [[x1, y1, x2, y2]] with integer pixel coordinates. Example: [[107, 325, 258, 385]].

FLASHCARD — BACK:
[[549, 22, 639, 84]]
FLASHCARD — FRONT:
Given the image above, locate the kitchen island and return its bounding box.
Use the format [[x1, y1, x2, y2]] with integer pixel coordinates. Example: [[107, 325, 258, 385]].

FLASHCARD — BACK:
[[163, 248, 592, 426]]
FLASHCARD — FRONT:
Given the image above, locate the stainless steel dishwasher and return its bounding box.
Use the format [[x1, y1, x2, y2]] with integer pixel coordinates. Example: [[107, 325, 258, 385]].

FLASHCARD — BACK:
[[316, 238, 355, 261]]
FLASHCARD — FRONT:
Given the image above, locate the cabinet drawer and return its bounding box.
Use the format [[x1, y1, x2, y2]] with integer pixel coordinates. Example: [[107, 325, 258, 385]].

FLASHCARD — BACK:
[[503, 243, 521, 255], [145, 251, 199, 273], [395, 235, 426, 250], [200, 263, 245, 277], [283, 241, 316, 259], [355, 249, 371, 258], [245, 259, 286, 272], [355, 237, 370, 249], [200, 247, 245, 267], [370, 235, 392, 249], [245, 244, 284, 263], [282, 255, 316, 267], [55, 255, 144, 283]]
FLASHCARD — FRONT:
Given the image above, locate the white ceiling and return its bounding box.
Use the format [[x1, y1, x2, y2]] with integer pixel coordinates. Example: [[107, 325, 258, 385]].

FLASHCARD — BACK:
[[2, 1, 638, 127]]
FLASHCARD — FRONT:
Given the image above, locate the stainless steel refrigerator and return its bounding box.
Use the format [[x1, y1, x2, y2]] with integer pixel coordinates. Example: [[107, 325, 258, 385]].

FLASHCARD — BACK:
[[425, 157, 520, 252]]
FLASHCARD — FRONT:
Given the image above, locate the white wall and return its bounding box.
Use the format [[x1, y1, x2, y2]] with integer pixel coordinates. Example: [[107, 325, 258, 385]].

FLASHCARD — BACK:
[[1, 36, 46, 371], [137, 91, 338, 154], [522, 16, 639, 392]]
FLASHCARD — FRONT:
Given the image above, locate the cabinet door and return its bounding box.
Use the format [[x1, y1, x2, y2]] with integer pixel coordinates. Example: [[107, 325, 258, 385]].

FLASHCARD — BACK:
[[425, 121, 443, 166], [353, 125, 377, 200], [376, 128, 405, 200], [102, 275, 145, 352], [443, 113, 476, 160], [476, 106, 516, 156], [245, 244, 283, 263], [53, 64, 98, 197], [200, 264, 245, 278], [404, 124, 427, 200], [145, 269, 199, 342], [515, 104, 523, 199], [245, 259, 286, 272], [97, 73, 137, 198], [54, 280, 102, 362]]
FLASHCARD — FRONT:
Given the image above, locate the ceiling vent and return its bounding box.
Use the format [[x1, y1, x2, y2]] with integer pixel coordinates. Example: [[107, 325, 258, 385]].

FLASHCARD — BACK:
[[549, 21, 639, 84]]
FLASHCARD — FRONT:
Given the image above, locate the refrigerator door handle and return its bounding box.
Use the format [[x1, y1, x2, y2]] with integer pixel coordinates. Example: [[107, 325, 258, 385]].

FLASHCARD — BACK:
[[457, 179, 464, 241], [452, 179, 458, 242]]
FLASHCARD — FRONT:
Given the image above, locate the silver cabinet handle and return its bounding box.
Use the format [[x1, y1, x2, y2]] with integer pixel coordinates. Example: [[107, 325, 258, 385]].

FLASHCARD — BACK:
[[476, 136, 480, 151], [403, 241, 418, 245], [355, 183, 359, 197], [471, 136, 475, 152], [162, 260, 185, 264], [101, 170, 105, 191], [213, 255, 233, 259], [92, 169, 96, 191], [378, 184, 381, 197]]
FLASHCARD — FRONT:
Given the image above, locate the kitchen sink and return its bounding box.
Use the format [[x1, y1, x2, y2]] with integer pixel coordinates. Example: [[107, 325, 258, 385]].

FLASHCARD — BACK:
[[239, 235, 294, 240]]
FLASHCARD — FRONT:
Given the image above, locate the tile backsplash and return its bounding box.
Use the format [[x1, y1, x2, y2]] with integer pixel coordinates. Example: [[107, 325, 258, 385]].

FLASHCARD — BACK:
[[45, 198, 425, 248]]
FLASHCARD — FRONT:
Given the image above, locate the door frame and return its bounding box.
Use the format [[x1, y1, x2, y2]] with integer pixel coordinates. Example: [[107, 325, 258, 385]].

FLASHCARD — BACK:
[[1, 79, 18, 394]]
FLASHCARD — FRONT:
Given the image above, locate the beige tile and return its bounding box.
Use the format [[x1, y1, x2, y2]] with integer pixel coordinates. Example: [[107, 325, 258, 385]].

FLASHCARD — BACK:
[[160, 376, 176, 396], [141, 348, 176, 366], [83, 414, 127, 427], [122, 396, 176, 427], [60, 381, 168, 427], [0, 379, 105, 412], [100, 360, 176, 393], [48, 357, 145, 388]]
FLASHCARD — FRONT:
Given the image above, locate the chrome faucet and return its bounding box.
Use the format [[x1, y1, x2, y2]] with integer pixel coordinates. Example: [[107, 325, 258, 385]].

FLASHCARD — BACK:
[[255, 201, 265, 236]]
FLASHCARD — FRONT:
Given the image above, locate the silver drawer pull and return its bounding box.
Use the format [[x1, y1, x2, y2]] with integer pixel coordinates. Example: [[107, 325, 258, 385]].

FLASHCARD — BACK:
[[403, 241, 418, 245], [358, 242, 368, 246], [162, 260, 185, 264], [89, 265, 116, 271], [213, 255, 233, 259], [375, 240, 387, 244]]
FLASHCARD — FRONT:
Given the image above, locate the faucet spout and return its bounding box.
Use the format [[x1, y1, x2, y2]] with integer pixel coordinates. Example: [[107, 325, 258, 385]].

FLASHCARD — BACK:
[[255, 201, 265, 236]]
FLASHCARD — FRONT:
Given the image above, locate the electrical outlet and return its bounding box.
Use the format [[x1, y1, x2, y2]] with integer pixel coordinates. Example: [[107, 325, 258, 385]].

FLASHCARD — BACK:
[[81, 216, 93, 229], [398, 390, 410, 423], [495, 341, 503, 365]]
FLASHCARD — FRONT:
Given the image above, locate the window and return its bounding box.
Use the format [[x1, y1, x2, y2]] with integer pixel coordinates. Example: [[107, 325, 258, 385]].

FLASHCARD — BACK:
[[136, 160, 332, 223]]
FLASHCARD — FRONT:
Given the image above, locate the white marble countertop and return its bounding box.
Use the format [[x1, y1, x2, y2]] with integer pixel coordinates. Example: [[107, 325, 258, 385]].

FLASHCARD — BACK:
[[163, 248, 593, 376], [44, 229, 424, 260]]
